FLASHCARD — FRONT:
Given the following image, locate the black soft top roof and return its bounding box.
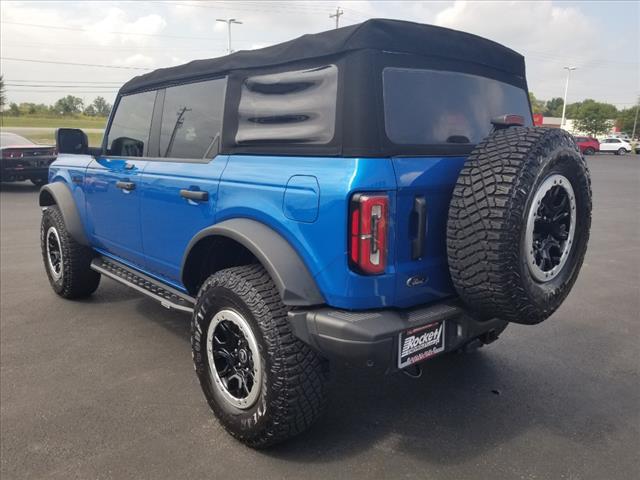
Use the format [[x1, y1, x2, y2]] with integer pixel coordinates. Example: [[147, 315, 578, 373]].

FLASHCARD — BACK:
[[120, 18, 525, 95]]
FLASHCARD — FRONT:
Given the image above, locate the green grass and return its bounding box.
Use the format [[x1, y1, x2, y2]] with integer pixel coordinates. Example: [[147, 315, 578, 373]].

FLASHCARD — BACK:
[[0, 115, 107, 129], [9, 130, 104, 147]]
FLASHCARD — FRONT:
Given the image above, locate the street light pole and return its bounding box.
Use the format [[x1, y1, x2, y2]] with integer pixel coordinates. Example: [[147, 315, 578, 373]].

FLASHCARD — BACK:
[[632, 101, 639, 140], [560, 66, 576, 129], [216, 18, 243, 55]]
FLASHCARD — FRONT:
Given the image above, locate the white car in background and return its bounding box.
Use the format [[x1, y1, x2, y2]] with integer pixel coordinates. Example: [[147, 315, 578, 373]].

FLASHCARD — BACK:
[[599, 138, 632, 155]]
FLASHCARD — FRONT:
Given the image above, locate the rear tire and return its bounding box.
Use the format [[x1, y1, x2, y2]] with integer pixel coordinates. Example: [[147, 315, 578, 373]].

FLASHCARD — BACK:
[[40, 205, 100, 298], [447, 127, 592, 325], [191, 265, 328, 448]]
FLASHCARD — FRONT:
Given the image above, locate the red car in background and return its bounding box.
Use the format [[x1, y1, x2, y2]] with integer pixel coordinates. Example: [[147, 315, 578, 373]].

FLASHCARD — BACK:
[[574, 136, 600, 155]]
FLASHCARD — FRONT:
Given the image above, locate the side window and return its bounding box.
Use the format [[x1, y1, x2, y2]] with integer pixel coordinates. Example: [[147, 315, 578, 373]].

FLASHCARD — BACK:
[[159, 78, 226, 159], [107, 91, 156, 157], [235, 65, 338, 145]]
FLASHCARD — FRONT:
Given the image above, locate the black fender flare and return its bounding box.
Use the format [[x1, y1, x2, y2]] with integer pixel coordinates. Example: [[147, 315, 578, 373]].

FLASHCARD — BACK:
[[39, 182, 89, 246], [182, 218, 325, 306]]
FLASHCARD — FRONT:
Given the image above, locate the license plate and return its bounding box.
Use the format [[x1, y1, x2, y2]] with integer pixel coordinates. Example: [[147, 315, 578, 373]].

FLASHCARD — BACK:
[[398, 321, 446, 369]]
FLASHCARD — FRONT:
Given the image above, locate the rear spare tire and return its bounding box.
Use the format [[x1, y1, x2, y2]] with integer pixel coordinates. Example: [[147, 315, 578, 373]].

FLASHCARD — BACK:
[[447, 127, 591, 325]]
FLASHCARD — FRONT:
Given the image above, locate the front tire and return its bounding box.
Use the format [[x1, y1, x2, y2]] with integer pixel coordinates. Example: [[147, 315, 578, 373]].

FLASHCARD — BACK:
[[584, 147, 595, 155], [617, 147, 627, 155], [40, 205, 100, 298], [191, 265, 328, 448]]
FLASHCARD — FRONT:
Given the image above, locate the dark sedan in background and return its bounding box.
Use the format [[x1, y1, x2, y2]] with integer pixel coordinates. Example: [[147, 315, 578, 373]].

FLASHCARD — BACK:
[[0, 132, 56, 186]]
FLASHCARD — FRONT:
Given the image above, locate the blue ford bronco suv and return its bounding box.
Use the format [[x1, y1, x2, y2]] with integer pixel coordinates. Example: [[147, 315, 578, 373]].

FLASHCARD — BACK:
[[39, 20, 591, 447]]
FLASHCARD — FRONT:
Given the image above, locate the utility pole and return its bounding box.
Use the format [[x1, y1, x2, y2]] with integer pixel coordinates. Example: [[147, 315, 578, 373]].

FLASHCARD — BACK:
[[330, 7, 343, 29], [560, 66, 576, 130], [632, 101, 639, 140], [216, 18, 242, 54]]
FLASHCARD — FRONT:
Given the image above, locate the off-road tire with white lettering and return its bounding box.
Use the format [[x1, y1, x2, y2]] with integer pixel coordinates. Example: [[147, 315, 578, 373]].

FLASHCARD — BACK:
[[40, 205, 101, 298], [447, 127, 592, 325], [191, 265, 328, 448]]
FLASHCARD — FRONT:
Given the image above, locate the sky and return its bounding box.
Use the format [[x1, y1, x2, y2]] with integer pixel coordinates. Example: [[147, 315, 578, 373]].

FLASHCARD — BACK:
[[0, 0, 638, 110]]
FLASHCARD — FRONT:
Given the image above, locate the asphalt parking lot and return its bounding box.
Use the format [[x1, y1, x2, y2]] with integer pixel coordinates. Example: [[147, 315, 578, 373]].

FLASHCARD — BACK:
[[1, 154, 638, 480]]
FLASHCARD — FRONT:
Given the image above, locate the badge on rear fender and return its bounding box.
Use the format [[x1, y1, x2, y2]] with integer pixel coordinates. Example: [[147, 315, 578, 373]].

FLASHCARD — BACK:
[[398, 321, 446, 369]]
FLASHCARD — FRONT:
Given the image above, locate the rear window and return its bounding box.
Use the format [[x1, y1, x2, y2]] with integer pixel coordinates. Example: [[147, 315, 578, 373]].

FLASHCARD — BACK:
[[159, 78, 226, 159], [107, 91, 156, 157], [383, 68, 532, 145]]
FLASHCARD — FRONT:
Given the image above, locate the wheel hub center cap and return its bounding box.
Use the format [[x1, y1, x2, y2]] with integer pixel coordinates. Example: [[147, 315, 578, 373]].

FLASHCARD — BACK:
[[238, 349, 248, 364]]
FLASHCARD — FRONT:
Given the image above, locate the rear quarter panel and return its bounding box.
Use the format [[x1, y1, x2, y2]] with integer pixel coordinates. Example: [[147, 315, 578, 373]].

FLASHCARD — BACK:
[[217, 155, 398, 309]]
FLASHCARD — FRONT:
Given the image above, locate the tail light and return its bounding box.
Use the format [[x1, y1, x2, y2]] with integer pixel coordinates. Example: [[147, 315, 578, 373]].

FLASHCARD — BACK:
[[349, 193, 389, 275], [2, 149, 23, 159]]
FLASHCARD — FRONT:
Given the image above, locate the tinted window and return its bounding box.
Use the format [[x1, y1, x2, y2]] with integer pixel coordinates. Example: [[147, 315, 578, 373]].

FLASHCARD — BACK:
[[383, 68, 532, 145], [575, 137, 587, 142], [107, 91, 156, 157], [236, 65, 338, 145], [159, 78, 226, 159]]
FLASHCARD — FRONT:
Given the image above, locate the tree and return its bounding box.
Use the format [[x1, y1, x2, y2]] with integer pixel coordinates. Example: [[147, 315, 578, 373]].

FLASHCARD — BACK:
[[0, 75, 5, 110], [91, 96, 112, 116], [573, 100, 617, 136], [544, 97, 564, 117], [8, 102, 20, 116], [528, 91, 545, 114], [83, 104, 97, 116], [616, 99, 640, 135], [17, 102, 49, 115], [53, 95, 84, 115]]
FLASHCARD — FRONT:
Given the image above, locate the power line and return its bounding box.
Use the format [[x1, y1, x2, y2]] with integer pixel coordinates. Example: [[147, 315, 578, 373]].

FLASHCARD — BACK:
[[6, 84, 121, 89], [4, 79, 124, 84], [0, 21, 216, 41], [166, 1, 333, 15], [1, 57, 153, 70], [6, 89, 117, 94], [1, 42, 225, 53]]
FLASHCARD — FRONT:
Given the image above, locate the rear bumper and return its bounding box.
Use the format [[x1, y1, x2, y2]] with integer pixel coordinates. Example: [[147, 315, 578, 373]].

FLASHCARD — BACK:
[[1, 165, 50, 181], [287, 300, 507, 372]]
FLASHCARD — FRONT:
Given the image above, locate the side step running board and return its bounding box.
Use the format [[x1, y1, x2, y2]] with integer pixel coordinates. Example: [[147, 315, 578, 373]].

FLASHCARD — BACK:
[[91, 256, 195, 313]]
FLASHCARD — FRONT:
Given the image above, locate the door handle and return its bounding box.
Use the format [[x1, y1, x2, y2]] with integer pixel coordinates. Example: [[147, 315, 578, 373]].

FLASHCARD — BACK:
[[411, 196, 427, 260], [116, 181, 136, 191], [180, 189, 209, 202]]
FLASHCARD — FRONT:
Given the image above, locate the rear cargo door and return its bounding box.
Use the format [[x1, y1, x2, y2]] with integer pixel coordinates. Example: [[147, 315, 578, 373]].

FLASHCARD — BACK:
[[382, 66, 532, 307], [391, 157, 462, 307]]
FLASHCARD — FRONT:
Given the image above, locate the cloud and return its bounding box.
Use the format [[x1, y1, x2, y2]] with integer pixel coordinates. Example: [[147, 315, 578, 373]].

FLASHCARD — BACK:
[[431, 0, 640, 103], [0, 0, 636, 108], [85, 8, 167, 47], [114, 53, 156, 68]]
